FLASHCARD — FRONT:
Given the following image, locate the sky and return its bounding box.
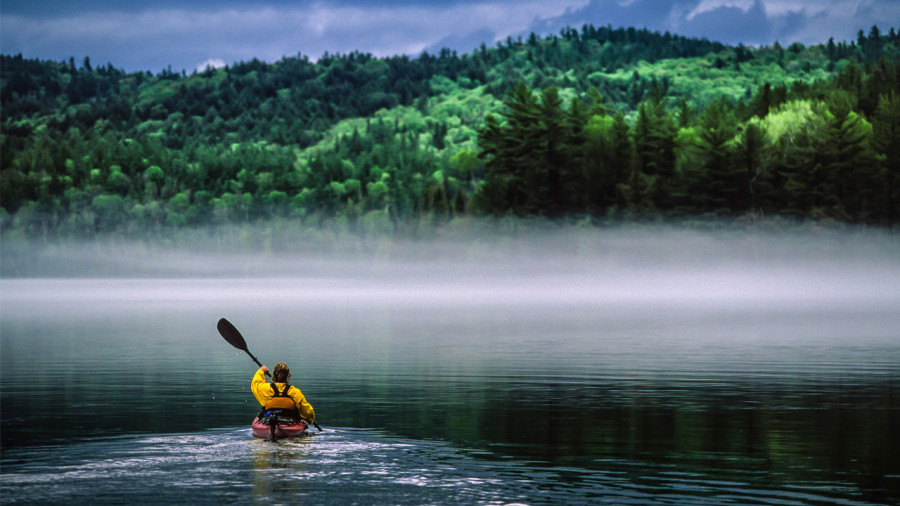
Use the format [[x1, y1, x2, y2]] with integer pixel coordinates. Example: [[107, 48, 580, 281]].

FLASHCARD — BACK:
[[1, 0, 897, 73]]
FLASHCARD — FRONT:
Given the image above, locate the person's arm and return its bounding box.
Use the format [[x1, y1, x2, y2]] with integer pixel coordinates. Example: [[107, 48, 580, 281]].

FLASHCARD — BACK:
[[290, 387, 315, 423], [250, 366, 270, 406]]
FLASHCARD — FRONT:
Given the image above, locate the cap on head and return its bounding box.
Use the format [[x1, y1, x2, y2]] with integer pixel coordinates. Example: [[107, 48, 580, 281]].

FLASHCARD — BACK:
[[272, 362, 291, 382]]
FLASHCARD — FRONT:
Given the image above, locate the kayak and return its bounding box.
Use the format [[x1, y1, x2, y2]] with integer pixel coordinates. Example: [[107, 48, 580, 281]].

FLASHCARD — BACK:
[[251, 417, 309, 440]]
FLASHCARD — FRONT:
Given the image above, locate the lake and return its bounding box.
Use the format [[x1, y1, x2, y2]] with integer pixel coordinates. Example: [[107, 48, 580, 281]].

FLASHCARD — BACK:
[[2, 228, 899, 504]]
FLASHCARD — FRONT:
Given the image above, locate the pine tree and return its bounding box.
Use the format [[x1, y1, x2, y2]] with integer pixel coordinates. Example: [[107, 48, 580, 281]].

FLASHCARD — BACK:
[[632, 93, 677, 210], [476, 83, 541, 214], [872, 91, 900, 226], [736, 122, 770, 216], [688, 99, 742, 213], [819, 94, 873, 219]]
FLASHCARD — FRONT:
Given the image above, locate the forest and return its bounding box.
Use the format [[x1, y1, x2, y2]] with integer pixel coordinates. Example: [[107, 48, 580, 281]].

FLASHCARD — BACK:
[[1, 24, 899, 241]]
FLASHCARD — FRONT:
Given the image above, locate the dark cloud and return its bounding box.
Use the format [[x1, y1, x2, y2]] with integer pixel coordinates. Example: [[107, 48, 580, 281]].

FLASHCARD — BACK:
[[1, 0, 516, 15], [1, 1, 897, 72], [2, 0, 312, 15], [0, 1, 570, 71], [529, 0, 679, 35], [773, 8, 812, 43], [681, 0, 772, 45]]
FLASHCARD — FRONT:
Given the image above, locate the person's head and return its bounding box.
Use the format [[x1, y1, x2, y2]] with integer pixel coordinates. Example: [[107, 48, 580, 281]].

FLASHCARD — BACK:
[[273, 362, 291, 382]]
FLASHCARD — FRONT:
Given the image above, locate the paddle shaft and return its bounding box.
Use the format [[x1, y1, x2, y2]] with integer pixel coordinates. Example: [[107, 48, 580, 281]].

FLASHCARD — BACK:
[[245, 350, 269, 376]]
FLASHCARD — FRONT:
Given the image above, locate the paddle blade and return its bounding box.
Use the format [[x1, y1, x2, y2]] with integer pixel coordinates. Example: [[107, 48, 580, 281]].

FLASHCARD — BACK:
[[217, 318, 248, 351]]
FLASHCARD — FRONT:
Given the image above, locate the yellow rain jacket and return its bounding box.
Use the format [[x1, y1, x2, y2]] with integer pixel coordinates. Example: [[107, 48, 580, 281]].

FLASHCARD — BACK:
[[251, 369, 315, 423]]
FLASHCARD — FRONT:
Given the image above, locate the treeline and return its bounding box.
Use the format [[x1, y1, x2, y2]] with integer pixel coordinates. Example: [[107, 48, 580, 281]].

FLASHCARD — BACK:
[[0, 52, 451, 150], [476, 27, 900, 223], [0, 109, 474, 238], [1, 24, 899, 239], [0, 25, 738, 151], [477, 59, 899, 223]]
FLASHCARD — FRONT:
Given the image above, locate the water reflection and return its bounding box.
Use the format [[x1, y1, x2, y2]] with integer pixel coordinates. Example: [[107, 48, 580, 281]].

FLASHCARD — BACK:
[[2, 230, 899, 503], [251, 438, 312, 502]]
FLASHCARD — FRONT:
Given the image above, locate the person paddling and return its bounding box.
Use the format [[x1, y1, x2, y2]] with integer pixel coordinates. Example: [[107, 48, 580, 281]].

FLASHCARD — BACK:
[[251, 362, 315, 426]]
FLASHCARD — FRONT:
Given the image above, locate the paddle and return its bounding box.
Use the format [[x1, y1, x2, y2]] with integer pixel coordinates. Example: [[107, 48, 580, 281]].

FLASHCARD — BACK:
[[217, 317, 268, 374], [217, 317, 322, 432]]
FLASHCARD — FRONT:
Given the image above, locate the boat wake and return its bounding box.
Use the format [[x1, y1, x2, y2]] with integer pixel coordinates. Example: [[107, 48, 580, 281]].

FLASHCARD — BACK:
[[0, 427, 878, 505]]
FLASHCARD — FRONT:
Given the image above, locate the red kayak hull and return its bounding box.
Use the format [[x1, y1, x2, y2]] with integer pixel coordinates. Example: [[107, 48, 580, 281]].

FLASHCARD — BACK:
[[251, 418, 309, 439]]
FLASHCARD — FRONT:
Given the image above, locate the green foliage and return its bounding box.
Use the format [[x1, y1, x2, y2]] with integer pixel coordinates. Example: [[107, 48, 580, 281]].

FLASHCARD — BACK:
[[872, 92, 900, 222], [477, 84, 584, 216], [689, 98, 743, 212], [631, 93, 678, 209], [91, 194, 127, 233], [1, 24, 899, 238], [473, 51, 897, 222]]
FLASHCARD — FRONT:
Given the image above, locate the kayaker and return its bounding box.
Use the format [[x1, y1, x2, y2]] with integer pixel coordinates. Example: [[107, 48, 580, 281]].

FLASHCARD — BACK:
[[251, 362, 315, 424]]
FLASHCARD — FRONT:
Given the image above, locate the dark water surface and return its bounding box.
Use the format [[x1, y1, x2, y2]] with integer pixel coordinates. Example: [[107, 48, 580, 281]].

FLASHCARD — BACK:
[[2, 232, 899, 504]]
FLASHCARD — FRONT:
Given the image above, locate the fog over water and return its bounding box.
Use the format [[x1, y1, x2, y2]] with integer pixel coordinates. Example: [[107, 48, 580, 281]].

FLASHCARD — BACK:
[[4, 225, 899, 310], [2, 225, 899, 504]]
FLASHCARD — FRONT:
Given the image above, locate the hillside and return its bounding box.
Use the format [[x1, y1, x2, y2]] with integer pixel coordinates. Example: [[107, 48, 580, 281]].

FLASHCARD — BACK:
[[1, 24, 899, 241]]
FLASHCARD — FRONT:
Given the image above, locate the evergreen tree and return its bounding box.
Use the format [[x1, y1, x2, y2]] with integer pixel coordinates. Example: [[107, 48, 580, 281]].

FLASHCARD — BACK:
[[818, 94, 873, 219], [685, 99, 743, 213], [872, 91, 900, 226], [631, 92, 677, 210], [736, 122, 770, 216]]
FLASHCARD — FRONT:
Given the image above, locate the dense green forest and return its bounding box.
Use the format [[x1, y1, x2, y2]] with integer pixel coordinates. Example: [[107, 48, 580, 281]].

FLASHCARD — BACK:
[[2, 25, 899, 240]]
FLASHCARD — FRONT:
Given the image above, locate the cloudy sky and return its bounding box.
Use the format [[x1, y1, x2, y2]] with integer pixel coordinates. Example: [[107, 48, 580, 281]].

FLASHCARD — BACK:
[[2, 0, 897, 73]]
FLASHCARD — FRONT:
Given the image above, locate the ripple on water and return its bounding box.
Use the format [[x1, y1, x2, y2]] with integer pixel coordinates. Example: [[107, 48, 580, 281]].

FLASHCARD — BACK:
[[0, 428, 883, 505]]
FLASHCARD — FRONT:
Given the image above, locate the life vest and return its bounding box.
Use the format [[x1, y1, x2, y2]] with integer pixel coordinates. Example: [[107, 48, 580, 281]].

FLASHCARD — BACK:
[[264, 383, 297, 412]]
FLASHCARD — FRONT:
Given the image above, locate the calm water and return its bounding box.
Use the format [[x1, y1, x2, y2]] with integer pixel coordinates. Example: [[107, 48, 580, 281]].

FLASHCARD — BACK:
[[2, 231, 899, 504]]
